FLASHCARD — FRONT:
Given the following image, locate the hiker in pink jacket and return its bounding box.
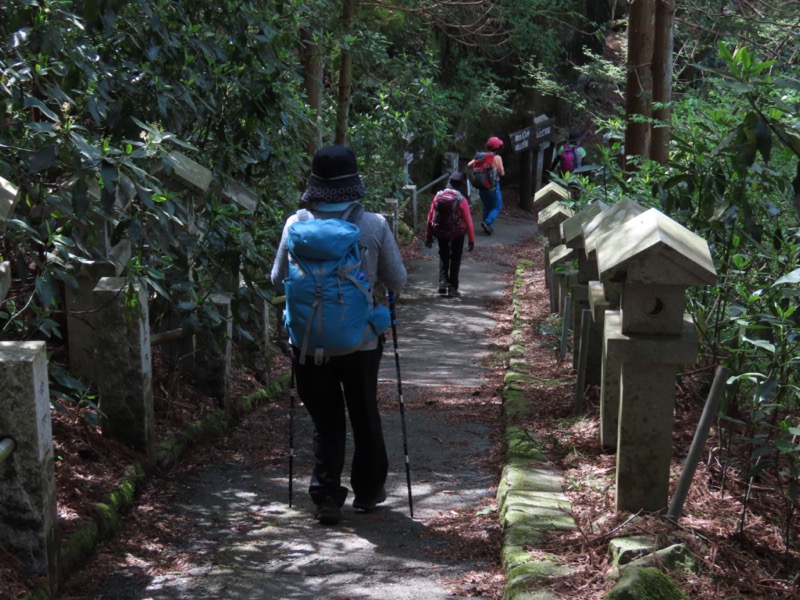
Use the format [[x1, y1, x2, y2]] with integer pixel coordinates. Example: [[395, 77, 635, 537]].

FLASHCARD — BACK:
[[424, 171, 475, 297]]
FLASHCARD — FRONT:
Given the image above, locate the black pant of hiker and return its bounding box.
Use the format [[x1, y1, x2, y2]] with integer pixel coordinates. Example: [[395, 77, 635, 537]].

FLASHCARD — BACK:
[[437, 235, 465, 290], [294, 346, 387, 509]]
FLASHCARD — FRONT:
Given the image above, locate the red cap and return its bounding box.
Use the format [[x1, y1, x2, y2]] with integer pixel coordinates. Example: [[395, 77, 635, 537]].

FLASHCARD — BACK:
[[486, 136, 503, 150]]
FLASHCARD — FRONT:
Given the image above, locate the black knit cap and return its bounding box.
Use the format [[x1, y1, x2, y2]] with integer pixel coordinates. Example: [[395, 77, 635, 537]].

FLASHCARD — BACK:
[[301, 145, 366, 204]]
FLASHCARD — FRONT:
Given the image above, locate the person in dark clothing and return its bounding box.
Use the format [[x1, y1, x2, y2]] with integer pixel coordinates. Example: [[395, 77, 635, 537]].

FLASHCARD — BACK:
[[270, 146, 407, 525], [424, 172, 475, 297]]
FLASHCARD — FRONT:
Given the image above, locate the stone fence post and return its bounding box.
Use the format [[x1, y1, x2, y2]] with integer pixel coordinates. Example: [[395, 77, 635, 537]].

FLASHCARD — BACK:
[[595, 208, 716, 513], [0, 340, 58, 588], [560, 202, 607, 368], [535, 187, 572, 313], [185, 293, 234, 411], [1, 175, 20, 232], [578, 199, 647, 411], [91, 277, 155, 464]]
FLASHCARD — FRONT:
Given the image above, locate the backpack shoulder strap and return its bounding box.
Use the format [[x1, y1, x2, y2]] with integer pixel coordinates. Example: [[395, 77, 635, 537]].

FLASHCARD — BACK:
[[341, 202, 365, 224]]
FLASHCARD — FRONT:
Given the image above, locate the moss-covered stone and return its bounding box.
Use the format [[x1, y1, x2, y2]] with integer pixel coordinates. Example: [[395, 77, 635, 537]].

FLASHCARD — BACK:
[[623, 544, 699, 575], [502, 503, 575, 532], [605, 567, 690, 600], [504, 371, 534, 385], [501, 465, 565, 493], [509, 343, 527, 358], [156, 409, 228, 470], [56, 524, 99, 586], [505, 427, 546, 461], [509, 357, 529, 372], [609, 535, 657, 567], [502, 525, 546, 547], [505, 552, 572, 591]]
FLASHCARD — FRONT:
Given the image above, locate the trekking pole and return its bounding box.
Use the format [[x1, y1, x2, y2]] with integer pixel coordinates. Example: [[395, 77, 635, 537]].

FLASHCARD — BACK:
[[273, 295, 295, 508], [387, 290, 414, 519], [288, 356, 296, 508]]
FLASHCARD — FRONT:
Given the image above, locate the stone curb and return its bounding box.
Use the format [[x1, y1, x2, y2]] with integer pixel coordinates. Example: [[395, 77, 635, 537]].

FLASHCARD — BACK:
[[29, 374, 290, 599], [498, 259, 578, 600]]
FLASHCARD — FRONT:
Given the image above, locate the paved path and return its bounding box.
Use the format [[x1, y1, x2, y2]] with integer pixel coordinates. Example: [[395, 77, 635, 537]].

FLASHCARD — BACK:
[[75, 211, 539, 600]]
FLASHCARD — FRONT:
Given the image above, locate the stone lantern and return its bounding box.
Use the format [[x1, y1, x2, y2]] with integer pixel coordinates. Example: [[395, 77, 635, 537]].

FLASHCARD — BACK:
[[595, 208, 716, 513], [538, 202, 574, 312], [578, 199, 648, 389], [533, 182, 570, 215], [538, 201, 573, 247], [560, 201, 607, 365]]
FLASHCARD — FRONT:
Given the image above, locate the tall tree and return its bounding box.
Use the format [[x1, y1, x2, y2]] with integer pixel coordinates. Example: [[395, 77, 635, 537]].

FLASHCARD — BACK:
[[334, 0, 356, 145], [624, 0, 655, 169], [624, 0, 676, 169], [651, 1, 675, 165], [301, 26, 324, 156]]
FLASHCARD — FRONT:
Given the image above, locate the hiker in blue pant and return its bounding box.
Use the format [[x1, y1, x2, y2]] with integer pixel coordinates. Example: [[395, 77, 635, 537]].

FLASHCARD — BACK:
[[271, 146, 407, 525], [468, 136, 505, 235]]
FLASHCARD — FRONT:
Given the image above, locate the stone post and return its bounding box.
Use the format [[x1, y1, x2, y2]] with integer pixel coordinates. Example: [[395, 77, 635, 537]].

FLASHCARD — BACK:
[[92, 277, 155, 464], [66, 262, 117, 380], [0, 261, 10, 303], [212, 179, 258, 294], [548, 245, 574, 318], [66, 240, 132, 380], [442, 152, 459, 174], [403, 184, 418, 232], [579, 199, 647, 391], [561, 202, 607, 366], [536, 200, 573, 311], [0, 341, 57, 586], [1, 175, 20, 232], [595, 209, 716, 513], [532, 114, 553, 194], [190, 293, 233, 411]]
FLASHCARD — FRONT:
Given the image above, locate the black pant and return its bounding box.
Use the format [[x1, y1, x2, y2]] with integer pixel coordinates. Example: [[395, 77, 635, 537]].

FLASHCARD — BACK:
[[437, 235, 465, 290], [294, 347, 387, 507]]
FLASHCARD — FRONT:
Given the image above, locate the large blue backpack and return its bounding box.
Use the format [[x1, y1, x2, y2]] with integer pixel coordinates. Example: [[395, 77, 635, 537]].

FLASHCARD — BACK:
[[284, 206, 390, 365]]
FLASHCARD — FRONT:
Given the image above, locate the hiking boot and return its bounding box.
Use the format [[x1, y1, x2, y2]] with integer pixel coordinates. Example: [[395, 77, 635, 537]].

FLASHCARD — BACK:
[[353, 487, 387, 512], [315, 496, 342, 525], [481, 221, 490, 235], [448, 286, 461, 297], [438, 281, 447, 294]]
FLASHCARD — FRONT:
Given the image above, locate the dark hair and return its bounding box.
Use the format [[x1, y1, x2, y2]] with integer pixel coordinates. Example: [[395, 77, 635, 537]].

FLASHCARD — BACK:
[[568, 130, 582, 142], [448, 171, 468, 196]]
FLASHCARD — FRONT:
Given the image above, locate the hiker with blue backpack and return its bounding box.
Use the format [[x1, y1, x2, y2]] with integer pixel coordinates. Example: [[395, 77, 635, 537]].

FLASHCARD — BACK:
[[424, 171, 475, 297], [270, 145, 407, 525], [467, 136, 505, 236], [553, 130, 587, 176]]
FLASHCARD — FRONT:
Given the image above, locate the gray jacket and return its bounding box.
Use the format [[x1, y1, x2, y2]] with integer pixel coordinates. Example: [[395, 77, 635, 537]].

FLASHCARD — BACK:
[[270, 203, 407, 351]]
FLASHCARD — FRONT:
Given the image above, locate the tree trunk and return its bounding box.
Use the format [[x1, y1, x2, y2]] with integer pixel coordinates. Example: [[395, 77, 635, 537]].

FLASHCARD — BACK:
[[651, 0, 675, 165], [624, 0, 655, 171], [301, 26, 324, 158], [334, 0, 355, 146]]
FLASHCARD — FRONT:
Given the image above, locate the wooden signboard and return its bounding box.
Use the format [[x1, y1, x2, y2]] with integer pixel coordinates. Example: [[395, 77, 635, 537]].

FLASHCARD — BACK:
[[533, 117, 555, 146], [509, 126, 533, 154]]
